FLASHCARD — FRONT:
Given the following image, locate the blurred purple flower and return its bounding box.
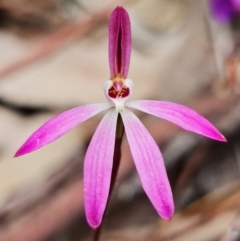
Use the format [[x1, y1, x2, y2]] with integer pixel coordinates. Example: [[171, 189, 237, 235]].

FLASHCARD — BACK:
[[15, 6, 226, 228], [209, 0, 240, 22]]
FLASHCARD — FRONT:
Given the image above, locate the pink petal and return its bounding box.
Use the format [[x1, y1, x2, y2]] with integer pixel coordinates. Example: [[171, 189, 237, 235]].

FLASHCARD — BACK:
[[127, 100, 226, 142], [15, 103, 112, 157], [84, 109, 118, 228], [108, 6, 131, 78], [121, 109, 174, 220]]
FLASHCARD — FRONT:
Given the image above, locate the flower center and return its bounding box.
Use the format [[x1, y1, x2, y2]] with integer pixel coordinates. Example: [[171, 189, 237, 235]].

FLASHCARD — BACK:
[[103, 77, 133, 113], [108, 78, 130, 98]]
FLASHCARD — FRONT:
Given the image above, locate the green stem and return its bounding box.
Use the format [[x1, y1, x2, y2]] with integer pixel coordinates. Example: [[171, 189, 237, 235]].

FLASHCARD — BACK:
[[92, 114, 124, 241]]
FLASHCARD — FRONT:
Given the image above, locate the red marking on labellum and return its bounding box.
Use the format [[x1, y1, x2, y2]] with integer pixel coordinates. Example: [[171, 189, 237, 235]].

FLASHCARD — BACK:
[[108, 79, 130, 98]]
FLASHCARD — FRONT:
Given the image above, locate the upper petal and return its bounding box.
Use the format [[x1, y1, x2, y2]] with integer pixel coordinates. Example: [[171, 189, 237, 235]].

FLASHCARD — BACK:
[[126, 100, 226, 142], [108, 6, 131, 78], [15, 103, 112, 157], [84, 109, 118, 228], [121, 108, 174, 220]]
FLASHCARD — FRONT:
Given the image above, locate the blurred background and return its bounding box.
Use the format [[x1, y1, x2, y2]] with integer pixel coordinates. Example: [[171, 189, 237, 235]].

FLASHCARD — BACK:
[[0, 0, 239, 240]]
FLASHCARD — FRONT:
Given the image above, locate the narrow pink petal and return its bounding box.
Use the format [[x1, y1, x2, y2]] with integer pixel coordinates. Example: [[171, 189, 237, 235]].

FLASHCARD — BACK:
[[108, 6, 131, 78], [121, 109, 174, 220], [127, 100, 226, 142], [15, 103, 112, 157], [84, 109, 118, 228]]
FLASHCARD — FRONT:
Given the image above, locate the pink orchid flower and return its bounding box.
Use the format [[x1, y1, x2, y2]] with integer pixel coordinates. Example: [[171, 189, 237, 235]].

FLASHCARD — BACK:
[[15, 6, 226, 228]]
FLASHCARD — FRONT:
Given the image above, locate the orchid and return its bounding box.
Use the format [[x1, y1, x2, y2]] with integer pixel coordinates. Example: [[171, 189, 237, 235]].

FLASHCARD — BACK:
[[209, 0, 240, 22], [15, 6, 226, 229]]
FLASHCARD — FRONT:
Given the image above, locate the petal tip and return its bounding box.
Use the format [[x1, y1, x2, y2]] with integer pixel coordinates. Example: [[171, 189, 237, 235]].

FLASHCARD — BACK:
[[220, 135, 227, 142], [14, 142, 37, 157], [158, 200, 174, 221], [161, 209, 174, 221], [212, 132, 227, 142], [113, 6, 126, 12], [14, 146, 27, 157], [88, 222, 100, 230], [164, 216, 172, 221], [162, 208, 174, 220], [86, 215, 101, 229], [200, 129, 227, 143], [14, 152, 20, 158]]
